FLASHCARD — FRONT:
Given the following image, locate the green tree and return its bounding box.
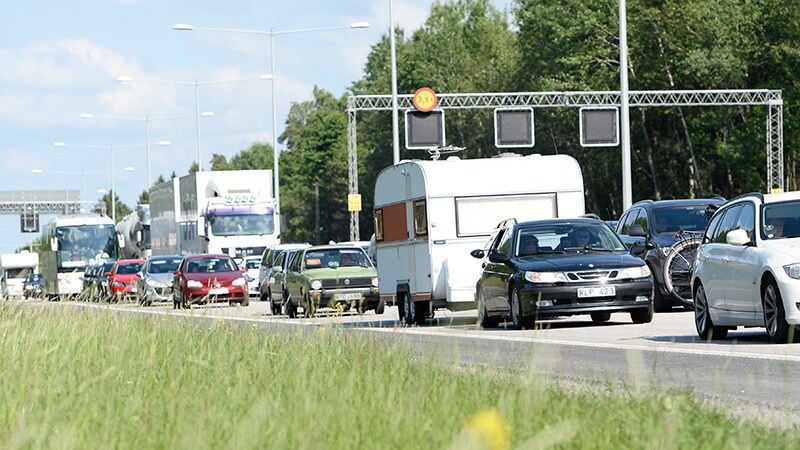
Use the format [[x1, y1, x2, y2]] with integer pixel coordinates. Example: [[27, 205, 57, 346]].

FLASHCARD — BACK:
[[137, 190, 149, 205], [95, 190, 132, 223]]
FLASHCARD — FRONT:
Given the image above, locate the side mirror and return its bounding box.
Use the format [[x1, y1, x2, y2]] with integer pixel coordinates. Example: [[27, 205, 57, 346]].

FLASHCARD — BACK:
[[726, 229, 751, 246], [104, 271, 111, 277], [645, 241, 657, 250], [488, 251, 509, 264], [135, 231, 142, 242], [272, 265, 283, 272], [628, 224, 648, 238], [197, 216, 207, 238], [470, 249, 485, 259], [137, 271, 143, 278], [174, 270, 181, 277]]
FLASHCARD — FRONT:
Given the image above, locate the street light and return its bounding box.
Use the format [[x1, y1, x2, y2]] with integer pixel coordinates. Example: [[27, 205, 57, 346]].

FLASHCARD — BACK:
[[115, 75, 270, 172], [54, 141, 162, 222], [80, 112, 209, 188], [172, 20, 370, 216], [31, 167, 135, 202], [619, 0, 632, 210], [389, 0, 400, 165]]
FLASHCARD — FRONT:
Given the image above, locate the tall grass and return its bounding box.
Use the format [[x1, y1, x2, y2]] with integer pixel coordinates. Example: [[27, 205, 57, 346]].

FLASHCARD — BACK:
[[0, 302, 797, 449]]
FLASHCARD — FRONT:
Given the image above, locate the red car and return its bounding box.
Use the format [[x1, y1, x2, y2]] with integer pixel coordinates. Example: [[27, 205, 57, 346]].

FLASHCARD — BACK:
[[171, 254, 249, 309], [107, 259, 145, 302]]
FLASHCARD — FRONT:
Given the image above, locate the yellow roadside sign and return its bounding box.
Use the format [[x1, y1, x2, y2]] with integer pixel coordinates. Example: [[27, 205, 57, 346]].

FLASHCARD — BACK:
[[348, 194, 362, 212]]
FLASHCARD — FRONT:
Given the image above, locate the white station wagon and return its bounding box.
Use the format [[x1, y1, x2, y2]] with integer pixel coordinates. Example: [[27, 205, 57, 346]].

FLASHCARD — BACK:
[[692, 191, 800, 343]]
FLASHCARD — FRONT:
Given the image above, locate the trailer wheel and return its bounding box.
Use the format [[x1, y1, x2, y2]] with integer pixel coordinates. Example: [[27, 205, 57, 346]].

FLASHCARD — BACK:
[[402, 295, 426, 326], [375, 299, 386, 315]]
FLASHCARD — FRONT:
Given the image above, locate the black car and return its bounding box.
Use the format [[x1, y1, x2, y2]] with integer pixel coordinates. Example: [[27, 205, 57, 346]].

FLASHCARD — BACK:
[[615, 198, 724, 311], [22, 273, 42, 299], [472, 218, 654, 329]]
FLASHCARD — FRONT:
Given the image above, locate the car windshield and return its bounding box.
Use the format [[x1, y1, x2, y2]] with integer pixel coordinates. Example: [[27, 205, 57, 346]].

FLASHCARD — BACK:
[[515, 222, 626, 256], [652, 205, 711, 234], [208, 214, 274, 237], [116, 263, 143, 275], [185, 257, 237, 274], [762, 201, 800, 240], [303, 248, 373, 269], [148, 258, 181, 274]]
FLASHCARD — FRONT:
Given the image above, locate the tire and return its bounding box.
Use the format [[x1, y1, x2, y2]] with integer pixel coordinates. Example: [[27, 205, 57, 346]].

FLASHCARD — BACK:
[[693, 283, 727, 340], [630, 304, 654, 324], [286, 301, 298, 318], [303, 293, 316, 318], [510, 288, 535, 330], [590, 311, 611, 323], [477, 290, 501, 328], [652, 285, 673, 313], [374, 299, 385, 315], [270, 299, 281, 316], [402, 295, 426, 326], [763, 279, 798, 344], [663, 239, 701, 309], [241, 296, 250, 307]]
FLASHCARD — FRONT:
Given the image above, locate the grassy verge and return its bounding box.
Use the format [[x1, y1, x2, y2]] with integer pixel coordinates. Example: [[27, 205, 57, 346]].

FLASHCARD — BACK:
[[0, 303, 797, 449]]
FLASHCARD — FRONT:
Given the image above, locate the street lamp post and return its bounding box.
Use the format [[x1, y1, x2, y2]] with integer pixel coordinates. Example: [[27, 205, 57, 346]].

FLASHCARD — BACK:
[[80, 113, 207, 188], [116, 76, 270, 172], [619, 0, 632, 210], [389, 0, 400, 165], [172, 21, 370, 216], [54, 141, 160, 222]]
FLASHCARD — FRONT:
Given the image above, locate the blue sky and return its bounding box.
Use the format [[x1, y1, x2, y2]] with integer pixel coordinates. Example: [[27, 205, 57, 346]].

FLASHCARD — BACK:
[[0, 0, 514, 251]]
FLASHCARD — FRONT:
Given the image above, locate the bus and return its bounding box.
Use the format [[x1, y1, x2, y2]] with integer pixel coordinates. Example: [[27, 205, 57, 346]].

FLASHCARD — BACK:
[[39, 215, 120, 298]]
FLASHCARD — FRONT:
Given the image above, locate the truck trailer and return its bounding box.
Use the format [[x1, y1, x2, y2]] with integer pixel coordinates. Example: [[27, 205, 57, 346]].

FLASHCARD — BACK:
[[149, 170, 280, 257], [373, 153, 585, 324], [116, 204, 151, 259]]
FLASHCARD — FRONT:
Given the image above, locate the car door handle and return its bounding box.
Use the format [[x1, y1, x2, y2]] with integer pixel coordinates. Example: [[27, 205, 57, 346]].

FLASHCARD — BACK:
[[482, 262, 486, 268]]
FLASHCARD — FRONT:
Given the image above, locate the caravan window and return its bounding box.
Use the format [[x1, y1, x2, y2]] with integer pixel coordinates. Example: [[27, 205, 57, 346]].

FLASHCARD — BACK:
[[374, 209, 384, 242], [413, 200, 427, 237], [455, 193, 557, 237]]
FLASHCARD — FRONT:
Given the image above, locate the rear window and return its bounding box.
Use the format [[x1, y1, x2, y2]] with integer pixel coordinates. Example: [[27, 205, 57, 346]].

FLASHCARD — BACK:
[[148, 258, 181, 274], [116, 263, 143, 275]]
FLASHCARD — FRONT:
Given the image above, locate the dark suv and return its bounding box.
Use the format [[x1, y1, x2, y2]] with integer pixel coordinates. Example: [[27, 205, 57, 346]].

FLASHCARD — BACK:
[[616, 198, 724, 311]]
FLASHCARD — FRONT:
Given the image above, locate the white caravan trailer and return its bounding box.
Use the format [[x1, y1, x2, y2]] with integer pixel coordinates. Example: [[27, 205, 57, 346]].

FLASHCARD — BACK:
[[0, 252, 38, 298], [373, 153, 585, 324]]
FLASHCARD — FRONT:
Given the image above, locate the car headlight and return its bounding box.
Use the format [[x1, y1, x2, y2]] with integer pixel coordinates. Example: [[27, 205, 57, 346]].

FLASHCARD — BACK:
[[524, 271, 568, 283], [187, 280, 203, 289], [617, 265, 651, 279], [372, 277, 379, 287], [784, 264, 800, 279], [310, 280, 322, 290], [232, 277, 247, 287]]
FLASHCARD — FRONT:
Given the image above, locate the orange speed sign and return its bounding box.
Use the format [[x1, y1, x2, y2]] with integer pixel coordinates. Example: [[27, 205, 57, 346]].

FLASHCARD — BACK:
[[412, 87, 438, 112]]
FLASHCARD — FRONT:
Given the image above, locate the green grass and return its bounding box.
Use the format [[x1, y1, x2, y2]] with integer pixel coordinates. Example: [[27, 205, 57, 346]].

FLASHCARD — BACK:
[[0, 302, 797, 449]]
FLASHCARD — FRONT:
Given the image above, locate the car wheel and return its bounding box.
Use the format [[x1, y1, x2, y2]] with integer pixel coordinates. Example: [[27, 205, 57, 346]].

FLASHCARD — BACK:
[[694, 283, 727, 340], [590, 311, 611, 323], [652, 285, 672, 312], [402, 295, 426, 326], [261, 289, 270, 303], [286, 300, 298, 318], [270, 299, 281, 316], [763, 280, 798, 344], [241, 296, 250, 307], [303, 293, 316, 318], [630, 303, 654, 324], [510, 287, 535, 330], [374, 299, 385, 315], [477, 292, 501, 328]]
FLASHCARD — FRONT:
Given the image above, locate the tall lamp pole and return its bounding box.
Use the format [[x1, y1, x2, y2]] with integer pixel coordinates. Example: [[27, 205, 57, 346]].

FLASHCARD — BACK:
[[619, 0, 632, 210], [172, 21, 370, 216], [390, 0, 400, 164]]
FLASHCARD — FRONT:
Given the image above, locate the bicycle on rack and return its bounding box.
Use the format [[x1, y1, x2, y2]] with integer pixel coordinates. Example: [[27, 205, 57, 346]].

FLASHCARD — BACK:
[[662, 230, 704, 309]]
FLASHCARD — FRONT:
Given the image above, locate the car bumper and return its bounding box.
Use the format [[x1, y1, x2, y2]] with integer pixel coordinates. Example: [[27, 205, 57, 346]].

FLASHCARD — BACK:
[[185, 286, 248, 303], [772, 271, 800, 325], [144, 285, 172, 302], [309, 287, 380, 309], [518, 279, 653, 317]]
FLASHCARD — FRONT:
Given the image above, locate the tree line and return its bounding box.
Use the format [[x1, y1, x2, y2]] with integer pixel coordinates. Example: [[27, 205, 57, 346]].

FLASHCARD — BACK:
[[196, 0, 800, 244]]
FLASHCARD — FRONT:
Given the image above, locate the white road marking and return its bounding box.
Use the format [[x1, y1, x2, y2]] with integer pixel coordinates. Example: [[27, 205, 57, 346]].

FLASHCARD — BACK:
[[48, 301, 800, 363]]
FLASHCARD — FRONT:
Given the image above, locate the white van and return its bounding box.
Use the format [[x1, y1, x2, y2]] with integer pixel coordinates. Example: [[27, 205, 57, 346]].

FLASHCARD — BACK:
[[373, 153, 585, 324]]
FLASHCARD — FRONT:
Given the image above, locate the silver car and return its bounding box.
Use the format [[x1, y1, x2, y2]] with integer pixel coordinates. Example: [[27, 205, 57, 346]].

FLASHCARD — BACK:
[[241, 255, 262, 298], [259, 244, 311, 315], [137, 255, 182, 306]]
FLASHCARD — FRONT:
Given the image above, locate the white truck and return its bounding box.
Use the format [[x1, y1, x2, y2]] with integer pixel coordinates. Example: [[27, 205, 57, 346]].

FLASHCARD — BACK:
[[373, 153, 585, 324], [116, 204, 152, 259], [0, 252, 39, 298], [149, 170, 280, 257]]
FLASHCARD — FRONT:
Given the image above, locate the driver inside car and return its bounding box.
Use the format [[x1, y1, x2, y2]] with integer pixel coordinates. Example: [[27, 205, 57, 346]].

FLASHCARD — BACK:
[[519, 235, 539, 255]]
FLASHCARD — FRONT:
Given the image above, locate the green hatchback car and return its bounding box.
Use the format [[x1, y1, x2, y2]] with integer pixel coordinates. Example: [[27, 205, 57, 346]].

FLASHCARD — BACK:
[[283, 245, 383, 318]]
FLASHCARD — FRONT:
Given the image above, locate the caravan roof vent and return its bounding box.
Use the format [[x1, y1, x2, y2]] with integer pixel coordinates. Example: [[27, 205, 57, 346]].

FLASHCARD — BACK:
[[493, 152, 522, 158], [446, 156, 461, 161]]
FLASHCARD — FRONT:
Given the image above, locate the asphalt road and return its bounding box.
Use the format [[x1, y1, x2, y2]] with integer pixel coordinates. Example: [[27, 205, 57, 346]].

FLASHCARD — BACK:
[[22, 297, 800, 425]]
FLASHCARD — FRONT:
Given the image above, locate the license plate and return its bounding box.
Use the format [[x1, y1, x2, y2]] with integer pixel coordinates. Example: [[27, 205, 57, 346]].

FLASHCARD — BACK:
[[335, 292, 362, 301], [577, 286, 616, 298], [208, 288, 229, 295]]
